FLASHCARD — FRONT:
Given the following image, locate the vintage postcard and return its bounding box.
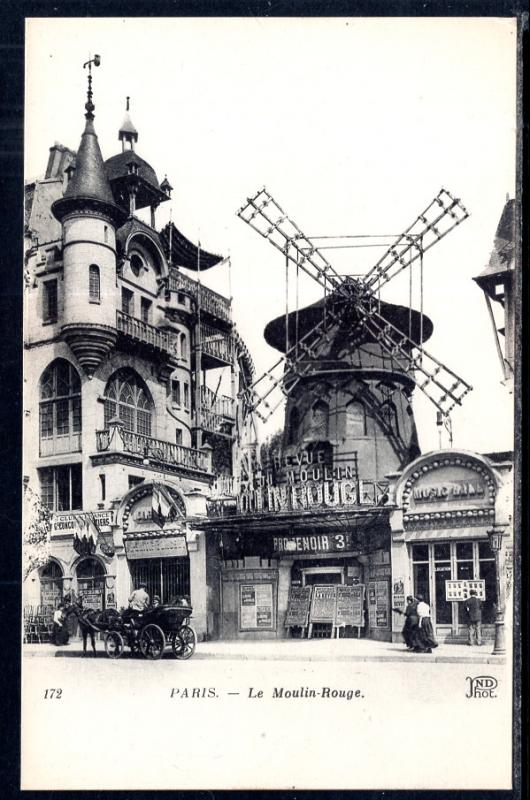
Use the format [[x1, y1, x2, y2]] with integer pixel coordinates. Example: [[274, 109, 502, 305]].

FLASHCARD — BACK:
[[22, 16, 519, 791]]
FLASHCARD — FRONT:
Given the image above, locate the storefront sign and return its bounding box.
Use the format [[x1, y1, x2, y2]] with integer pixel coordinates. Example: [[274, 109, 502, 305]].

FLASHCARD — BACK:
[[237, 479, 389, 514], [51, 510, 115, 535], [79, 591, 103, 610], [412, 481, 485, 502], [335, 585, 365, 627], [124, 534, 188, 560], [239, 583, 274, 630], [272, 533, 354, 555], [285, 586, 312, 627], [222, 569, 277, 582], [402, 459, 496, 521], [309, 585, 337, 623], [445, 579, 486, 601]]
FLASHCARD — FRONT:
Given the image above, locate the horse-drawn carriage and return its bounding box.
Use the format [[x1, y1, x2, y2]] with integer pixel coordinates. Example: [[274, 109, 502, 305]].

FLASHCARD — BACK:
[[74, 600, 197, 660]]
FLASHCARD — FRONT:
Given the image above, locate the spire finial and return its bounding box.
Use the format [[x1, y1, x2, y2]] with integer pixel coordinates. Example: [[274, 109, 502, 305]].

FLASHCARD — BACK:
[[126, 96, 130, 112], [83, 54, 101, 121]]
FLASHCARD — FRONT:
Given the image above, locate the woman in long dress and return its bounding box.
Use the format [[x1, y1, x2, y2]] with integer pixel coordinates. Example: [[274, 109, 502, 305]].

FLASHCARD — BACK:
[[415, 594, 438, 653]]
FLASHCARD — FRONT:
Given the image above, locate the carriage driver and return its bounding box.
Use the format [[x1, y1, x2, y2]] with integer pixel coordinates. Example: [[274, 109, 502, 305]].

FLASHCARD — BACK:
[[126, 582, 150, 627]]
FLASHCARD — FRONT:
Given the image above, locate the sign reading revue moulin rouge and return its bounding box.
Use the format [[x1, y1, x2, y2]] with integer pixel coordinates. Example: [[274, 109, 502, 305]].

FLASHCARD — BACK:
[[238, 479, 388, 514]]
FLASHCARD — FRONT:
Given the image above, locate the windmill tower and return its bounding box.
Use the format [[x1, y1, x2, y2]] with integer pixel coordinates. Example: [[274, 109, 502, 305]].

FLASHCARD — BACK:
[[473, 197, 515, 389], [237, 187, 472, 486]]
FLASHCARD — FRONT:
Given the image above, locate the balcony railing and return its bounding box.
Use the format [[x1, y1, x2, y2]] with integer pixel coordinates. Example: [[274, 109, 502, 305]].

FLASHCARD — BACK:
[[200, 385, 235, 419], [40, 433, 82, 457], [95, 428, 211, 473], [169, 268, 232, 324], [200, 322, 233, 364], [117, 311, 172, 353]]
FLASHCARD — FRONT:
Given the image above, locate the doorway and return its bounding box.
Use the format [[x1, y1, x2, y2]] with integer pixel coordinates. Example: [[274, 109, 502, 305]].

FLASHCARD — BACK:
[[302, 567, 344, 638]]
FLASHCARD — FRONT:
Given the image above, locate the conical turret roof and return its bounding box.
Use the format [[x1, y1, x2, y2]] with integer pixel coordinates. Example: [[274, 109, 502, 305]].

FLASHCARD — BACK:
[[52, 113, 126, 225]]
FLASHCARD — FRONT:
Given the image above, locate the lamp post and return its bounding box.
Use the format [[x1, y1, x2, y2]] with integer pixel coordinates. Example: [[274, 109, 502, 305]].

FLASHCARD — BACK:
[[487, 525, 506, 656]]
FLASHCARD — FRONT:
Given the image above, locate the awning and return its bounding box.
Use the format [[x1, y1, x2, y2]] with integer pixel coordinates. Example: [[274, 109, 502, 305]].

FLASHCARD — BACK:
[[398, 526, 491, 542], [159, 222, 224, 271]]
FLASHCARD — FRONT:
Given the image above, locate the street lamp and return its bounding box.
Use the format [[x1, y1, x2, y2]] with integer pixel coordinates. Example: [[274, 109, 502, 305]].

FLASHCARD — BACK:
[[487, 525, 506, 656]]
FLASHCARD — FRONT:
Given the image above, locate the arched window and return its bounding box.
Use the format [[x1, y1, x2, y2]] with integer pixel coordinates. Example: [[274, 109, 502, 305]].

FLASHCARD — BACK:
[[311, 400, 329, 439], [89, 264, 100, 302], [287, 407, 300, 445], [180, 332, 187, 360], [40, 560, 64, 608], [346, 400, 367, 437], [39, 359, 82, 456], [104, 368, 153, 436], [76, 557, 106, 609]]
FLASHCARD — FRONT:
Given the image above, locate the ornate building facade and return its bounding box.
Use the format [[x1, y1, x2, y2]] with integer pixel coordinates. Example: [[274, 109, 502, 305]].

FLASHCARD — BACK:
[[23, 79, 256, 641]]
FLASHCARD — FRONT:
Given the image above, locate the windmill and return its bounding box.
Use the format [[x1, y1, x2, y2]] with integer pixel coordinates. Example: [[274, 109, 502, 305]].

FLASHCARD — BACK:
[[236, 187, 472, 443]]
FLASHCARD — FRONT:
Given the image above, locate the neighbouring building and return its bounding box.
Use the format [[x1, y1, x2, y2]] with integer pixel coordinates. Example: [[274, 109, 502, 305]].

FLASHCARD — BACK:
[[23, 79, 257, 641]]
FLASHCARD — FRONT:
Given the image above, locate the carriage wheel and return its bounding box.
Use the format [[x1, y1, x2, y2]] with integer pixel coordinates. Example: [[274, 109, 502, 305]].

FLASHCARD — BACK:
[[139, 624, 166, 660], [105, 631, 124, 659], [173, 625, 197, 660]]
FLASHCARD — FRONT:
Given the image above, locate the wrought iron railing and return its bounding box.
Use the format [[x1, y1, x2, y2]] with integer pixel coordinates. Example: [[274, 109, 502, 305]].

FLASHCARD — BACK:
[[168, 268, 232, 323], [200, 322, 233, 363], [116, 310, 172, 352], [96, 428, 211, 473], [200, 385, 235, 418]]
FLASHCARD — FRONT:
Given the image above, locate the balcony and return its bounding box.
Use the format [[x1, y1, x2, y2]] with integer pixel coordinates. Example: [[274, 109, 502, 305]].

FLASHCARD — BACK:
[[169, 268, 232, 324], [116, 310, 173, 355], [200, 385, 235, 419], [95, 428, 211, 474], [200, 322, 233, 367], [40, 433, 82, 458]]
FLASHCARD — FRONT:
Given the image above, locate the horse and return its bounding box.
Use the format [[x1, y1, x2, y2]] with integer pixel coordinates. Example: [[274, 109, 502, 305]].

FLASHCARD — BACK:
[[64, 601, 99, 656]]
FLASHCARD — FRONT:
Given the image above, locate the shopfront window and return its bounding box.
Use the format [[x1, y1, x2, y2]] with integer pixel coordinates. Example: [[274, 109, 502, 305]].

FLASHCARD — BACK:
[[456, 541, 475, 623], [478, 540, 496, 624], [433, 543, 452, 624], [412, 544, 430, 604], [411, 540, 498, 631], [130, 557, 190, 605], [76, 558, 106, 609]]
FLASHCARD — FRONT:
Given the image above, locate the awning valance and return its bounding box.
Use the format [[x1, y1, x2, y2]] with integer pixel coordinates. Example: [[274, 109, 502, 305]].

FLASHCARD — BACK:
[[159, 222, 224, 271]]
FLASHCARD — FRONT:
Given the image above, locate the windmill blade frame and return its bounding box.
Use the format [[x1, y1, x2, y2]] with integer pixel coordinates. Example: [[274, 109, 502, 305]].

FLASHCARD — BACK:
[[237, 186, 351, 298], [361, 188, 469, 295]]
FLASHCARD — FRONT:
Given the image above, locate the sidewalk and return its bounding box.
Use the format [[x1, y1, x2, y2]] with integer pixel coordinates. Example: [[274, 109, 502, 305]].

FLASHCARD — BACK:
[[23, 637, 505, 664]]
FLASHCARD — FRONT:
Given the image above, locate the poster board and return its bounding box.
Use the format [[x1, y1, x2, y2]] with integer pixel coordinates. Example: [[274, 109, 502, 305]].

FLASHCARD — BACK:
[[445, 579, 486, 601], [239, 583, 274, 631], [368, 580, 390, 629], [285, 586, 312, 628], [334, 584, 365, 627], [309, 585, 337, 623]]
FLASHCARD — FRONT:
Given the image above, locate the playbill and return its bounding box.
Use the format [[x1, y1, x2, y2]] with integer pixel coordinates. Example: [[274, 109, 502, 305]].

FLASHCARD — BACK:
[[21, 15, 521, 792]]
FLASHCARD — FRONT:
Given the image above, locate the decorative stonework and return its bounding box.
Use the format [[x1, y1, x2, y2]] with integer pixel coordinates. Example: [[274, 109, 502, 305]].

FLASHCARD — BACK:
[[61, 323, 117, 376], [401, 455, 497, 529]]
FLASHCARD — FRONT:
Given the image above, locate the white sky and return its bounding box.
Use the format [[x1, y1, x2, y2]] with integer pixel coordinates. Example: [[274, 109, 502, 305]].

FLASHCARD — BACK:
[[25, 17, 517, 455]]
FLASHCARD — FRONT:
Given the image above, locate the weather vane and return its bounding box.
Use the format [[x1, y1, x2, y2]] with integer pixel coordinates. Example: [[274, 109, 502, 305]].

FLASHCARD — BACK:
[[83, 54, 101, 120]]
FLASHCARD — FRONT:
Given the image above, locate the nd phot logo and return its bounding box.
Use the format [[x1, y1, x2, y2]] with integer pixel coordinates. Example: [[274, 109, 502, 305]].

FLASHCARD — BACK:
[[465, 675, 498, 699]]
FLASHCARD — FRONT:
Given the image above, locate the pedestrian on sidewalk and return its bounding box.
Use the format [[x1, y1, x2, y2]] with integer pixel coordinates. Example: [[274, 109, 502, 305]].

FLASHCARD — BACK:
[[463, 589, 483, 646], [52, 604, 69, 646], [393, 595, 419, 650], [414, 594, 438, 653]]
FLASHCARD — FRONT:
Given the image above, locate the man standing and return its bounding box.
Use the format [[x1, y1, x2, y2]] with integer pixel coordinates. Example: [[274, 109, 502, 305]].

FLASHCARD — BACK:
[[464, 589, 483, 646], [127, 582, 150, 625]]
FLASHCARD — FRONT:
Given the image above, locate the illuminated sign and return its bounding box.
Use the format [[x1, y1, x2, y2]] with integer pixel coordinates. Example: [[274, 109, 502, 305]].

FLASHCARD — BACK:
[[272, 533, 353, 554], [237, 479, 388, 515]]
